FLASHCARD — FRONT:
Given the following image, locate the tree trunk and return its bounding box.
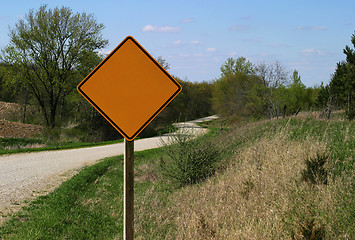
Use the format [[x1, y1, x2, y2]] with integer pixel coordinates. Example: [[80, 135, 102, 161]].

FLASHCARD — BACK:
[[22, 92, 29, 123], [327, 97, 332, 120]]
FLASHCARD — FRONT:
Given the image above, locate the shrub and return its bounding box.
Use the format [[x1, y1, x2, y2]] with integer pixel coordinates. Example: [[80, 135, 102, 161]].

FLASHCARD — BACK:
[[301, 153, 329, 185], [159, 133, 221, 186], [292, 218, 325, 240]]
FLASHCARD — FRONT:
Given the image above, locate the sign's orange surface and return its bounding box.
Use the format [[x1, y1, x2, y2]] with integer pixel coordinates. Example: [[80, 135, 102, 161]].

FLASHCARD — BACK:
[[77, 36, 182, 141]]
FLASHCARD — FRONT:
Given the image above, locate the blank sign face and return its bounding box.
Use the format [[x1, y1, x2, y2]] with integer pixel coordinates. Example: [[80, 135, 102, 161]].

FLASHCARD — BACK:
[[77, 36, 181, 141]]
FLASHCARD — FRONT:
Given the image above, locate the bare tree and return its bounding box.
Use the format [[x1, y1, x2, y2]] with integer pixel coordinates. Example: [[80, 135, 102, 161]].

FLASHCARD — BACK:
[[257, 61, 288, 88], [256, 61, 289, 118]]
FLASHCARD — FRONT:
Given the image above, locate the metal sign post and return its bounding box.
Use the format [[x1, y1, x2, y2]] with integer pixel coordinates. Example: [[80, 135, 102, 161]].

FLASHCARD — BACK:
[[124, 139, 134, 240]]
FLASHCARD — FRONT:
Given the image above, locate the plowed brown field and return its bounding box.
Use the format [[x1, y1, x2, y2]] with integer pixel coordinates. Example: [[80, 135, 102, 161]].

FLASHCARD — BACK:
[[0, 101, 42, 138]]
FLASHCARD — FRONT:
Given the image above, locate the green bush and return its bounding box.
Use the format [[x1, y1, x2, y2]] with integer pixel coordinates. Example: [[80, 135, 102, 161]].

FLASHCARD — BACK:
[[159, 133, 221, 186], [301, 153, 329, 185]]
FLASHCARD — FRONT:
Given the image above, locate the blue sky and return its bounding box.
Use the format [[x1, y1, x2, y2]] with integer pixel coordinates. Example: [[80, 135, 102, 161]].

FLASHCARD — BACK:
[[1, 0, 354, 87]]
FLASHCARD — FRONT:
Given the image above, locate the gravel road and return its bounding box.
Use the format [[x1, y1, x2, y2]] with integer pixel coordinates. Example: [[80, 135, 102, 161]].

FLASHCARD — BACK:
[[0, 116, 217, 221]]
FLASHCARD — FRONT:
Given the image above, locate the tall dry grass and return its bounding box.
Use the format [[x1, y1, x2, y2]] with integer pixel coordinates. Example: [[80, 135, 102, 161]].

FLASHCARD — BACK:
[[166, 128, 345, 239]]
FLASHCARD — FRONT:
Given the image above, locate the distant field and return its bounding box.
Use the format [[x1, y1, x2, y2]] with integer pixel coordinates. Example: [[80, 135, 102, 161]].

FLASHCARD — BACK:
[[0, 101, 43, 139], [0, 114, 353, 239]]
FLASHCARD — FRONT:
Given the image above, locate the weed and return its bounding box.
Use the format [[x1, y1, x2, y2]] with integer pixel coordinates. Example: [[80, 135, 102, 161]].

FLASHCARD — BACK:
[[292, 217, 325, 240], [198, 214, 216, 238], [301, 153, 329, 185], [160, 133, 221, 186], [240, 179, 255, 199]]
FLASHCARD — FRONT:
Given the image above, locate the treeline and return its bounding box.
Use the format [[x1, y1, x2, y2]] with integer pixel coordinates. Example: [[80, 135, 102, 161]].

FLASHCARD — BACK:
[[0, 52, 352, 142], [0, 64, 214, 141], [2, 46, 354, 142], [212, 58, 318, 119], [212, 31, 355, 120]]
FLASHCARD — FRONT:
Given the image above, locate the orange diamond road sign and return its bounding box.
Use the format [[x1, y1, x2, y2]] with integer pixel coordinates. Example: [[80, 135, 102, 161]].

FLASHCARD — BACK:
[[77, 36, 182, 141]]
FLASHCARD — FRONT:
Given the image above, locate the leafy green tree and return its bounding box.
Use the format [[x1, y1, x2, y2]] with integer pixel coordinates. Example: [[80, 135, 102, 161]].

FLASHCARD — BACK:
[[212, 72, 247, 116], [213, 57, 262, 117], [287, 70, 307, 114], [315, 82, 330, 108], [0, 64, 16, 102], [1, 5, 108, 127], [244, 76, 269, 118], [163, 77, 213, 122], [213, 57, 293, 119], [220, 57, 255, 77]]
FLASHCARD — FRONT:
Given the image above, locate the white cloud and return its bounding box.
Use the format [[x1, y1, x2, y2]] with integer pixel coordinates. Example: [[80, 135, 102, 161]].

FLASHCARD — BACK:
[[173, 40, 183, 46], [302, 49, 315, 54], [270, 43, 291, 48], [296, 26, 327, 31], [190, 40, 201, 45], [181, 18, 193, 23], [301, 49, 325, 56], [162, 40, 186, 48], [141, 24, 182, 33], [206, 48, 217, 53]]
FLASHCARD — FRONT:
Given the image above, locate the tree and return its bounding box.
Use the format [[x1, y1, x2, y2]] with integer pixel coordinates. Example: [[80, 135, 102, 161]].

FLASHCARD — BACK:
[[327, 31, 355, 119], [156, 56, 170, 71], [287, 70, 306, 113], [220, 57, 255, 77], [163, 77, 213, 121], [213, 57, 262, 117], [256, 61, 289, 118], [0, 63, 16, 102], [1, 5, 108, 127], [256, 61, 288, 88], [213, 57, 292, 119]]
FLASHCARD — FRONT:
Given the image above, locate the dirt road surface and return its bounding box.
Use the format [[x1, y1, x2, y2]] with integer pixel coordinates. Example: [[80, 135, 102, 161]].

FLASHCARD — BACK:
[[0, 116, 217, 222]]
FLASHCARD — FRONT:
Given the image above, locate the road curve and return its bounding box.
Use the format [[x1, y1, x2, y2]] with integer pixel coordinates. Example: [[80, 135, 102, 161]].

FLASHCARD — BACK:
[[0, 115, 218, 220]]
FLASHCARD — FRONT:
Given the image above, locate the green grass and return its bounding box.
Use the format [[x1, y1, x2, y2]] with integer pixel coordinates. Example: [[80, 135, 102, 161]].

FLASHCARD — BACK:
[[0, 116, 353, 239], [0, 138, 44, 151], [0, 123, 176, 156], [279, 117, 354, 177], [0, 138, 126, 156]]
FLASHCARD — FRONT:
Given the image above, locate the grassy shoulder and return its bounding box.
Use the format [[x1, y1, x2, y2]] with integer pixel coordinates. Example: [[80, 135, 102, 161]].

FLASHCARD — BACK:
[[0, 116, 353, 239], [0, 138, 125, 156], [0, 123, 177, 156]]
